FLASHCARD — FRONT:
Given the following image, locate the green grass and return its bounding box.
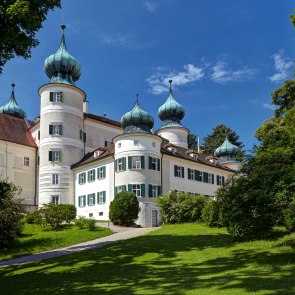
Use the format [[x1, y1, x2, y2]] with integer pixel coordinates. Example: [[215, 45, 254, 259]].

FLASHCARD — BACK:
[[0, 224, 112, 262], [1, 223, 295, 295]]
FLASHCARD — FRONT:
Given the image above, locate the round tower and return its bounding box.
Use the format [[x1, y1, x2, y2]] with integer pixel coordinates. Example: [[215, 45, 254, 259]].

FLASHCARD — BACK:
[[155, 80, 189, 148], [38, 25, 86, 206], [113, 96, 162, 227]]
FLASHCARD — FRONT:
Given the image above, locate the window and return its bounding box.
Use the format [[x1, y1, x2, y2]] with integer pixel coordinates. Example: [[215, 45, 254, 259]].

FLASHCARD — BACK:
[[174, 165, 184, 178], [51, 195, 59, 205], [152, 142, 156, 147], [217, 175, 225, 186], [149, 157, 160, 171], [128, 156, 144, 170], [134, 140, 139, 146], [149, 185, 161, 198], [97, 191, 106, 204], [78, 172, 86, 184], [99, 212, 103, 216], [87, 169, 95, 182], [208, 173, 214, 184], [80, 130, 86, 142], [50, 92, 63, 102], [52, 173, 59, 185], [87, 193, 95, 206], [89, 213, 93, 218], [97, 166, 106, 179], [199, 171, 203, 182], [78, 195, 86, 207], [128, 184, 145, 197], [117, 185, 126, 193], [24, 157, 30, 166], [105, 140, 112, 147], [118, 143, 121, 148], [49, 150, 61, 162], [49, 123, 62, 136], [188, 168, 194, 180], [115, 157, 126, 172]]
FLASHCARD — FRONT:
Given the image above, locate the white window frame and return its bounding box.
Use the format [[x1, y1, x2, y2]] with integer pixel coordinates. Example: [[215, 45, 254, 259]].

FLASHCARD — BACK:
[[117, 185, 124, 193], [53, 92, 62, 102], [151, 157, 157, 170], [51, 195, 59, 205], [50, 150, 61, 162], [79, 173, 86, 184], [49, 123, 62, 136], [88, 193, 95, 206], [24, 157, 30, 166], [132, 156, 141, 169], [208, 173, 213, 184], [98, 191, 104, 204], [89, 170, 95, 182], [176, 166, 182, 177], [151, 185, 158, 198], [118, 158, 124, 171], [118, 143, 122, 148], [199, 171, 203, 182], [189, 169, 194, 180], [97, 167, 104, 179], [78, 195, 86, 207], [132, 184, 141, 197], [52, 173, 59, 185]]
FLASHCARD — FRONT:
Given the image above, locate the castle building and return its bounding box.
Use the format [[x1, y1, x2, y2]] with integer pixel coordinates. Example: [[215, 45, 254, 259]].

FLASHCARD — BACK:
[[0, 26, 239, 227]]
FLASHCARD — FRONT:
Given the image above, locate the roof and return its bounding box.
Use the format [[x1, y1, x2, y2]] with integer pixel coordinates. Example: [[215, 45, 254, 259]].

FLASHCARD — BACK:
[[85, 113, 121, 128], [0, 114, 37, 148]]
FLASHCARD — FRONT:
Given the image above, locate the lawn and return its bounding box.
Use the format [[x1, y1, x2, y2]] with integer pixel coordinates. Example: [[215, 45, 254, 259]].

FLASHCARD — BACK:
[[0, 223, 294, 295], [0, 224, 112, 262]]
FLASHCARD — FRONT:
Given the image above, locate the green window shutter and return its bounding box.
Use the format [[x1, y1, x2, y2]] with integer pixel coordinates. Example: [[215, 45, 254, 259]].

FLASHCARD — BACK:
[[114, 187, 118, 195], [128, 156, 132, 169], [141, 184, 145, 197], [93, 169, 96, 180], [103, 191, 106, 203], [122, 185, 126, 191], [49, 124, 53, 135], [50, 92, 53, 102], [222, 176, 225, 185], [87, 195, 90, 205], [174, 165, 178, 177], [149, 184, 152, 197], [181, 167, 184, 178], [204, 172, 208, 183], [83, 196, 86, 206], [188, 168, 191, 180], [87, 171, 90, 182], [83, 172, 86, 183], [149, 156, 152, 169], [217, 175, 220, 185], [123, 157, 126, 171], [114, 160, 117, 172], [157, 186, 161, 196], [60, 92, 63, 102], [141, 156, 145, 169], [78, 196, 81, 207], [194, 170, 199, 181], [102, 166, 106, 178], [211, 174, 214, 184], [157, 159, 160, 171], [128, 184, 132, 192]]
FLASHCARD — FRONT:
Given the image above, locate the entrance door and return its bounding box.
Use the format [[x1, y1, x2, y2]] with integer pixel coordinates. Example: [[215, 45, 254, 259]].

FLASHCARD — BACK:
[[152, 210, 158, 227]]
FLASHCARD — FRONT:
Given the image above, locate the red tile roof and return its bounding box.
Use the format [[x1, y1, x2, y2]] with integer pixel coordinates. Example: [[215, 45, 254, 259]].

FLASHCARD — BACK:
[[0, 114, 37, 148]]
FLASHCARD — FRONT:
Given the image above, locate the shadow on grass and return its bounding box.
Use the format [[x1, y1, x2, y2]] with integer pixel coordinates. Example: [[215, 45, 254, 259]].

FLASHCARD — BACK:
[[0, 229, 295, 295]]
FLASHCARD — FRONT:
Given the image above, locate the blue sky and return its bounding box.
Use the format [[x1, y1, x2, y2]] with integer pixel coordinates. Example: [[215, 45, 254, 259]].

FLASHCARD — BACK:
[[0, 0, 294, 151]]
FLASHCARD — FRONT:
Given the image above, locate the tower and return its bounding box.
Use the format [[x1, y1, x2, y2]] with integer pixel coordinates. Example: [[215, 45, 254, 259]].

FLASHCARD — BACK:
[[156, 80, 189, 148], [38, 25, 86, 206]]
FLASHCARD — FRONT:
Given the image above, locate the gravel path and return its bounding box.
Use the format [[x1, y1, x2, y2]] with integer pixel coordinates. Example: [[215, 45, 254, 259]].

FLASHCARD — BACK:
[[0, 223, 159, 268]]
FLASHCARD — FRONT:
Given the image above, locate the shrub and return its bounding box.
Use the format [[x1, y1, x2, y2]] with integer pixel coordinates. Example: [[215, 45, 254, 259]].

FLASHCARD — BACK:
[[0, 180, 24, 247], [283, 200, 295, 232], [57, 204, 76, 223], [75, 216, 97, 231], [157, 191, 208, 224], [25, 210, 43, 225], [202, 200, 223, 227], [109, 192, 139, 226]]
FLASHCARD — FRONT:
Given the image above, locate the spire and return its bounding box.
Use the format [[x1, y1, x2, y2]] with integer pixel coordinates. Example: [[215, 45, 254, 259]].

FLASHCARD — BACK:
[[0, 83, 26, 118], [44, 24, 82, 85], [157, 80, 185, 128], [214, 137, 240, 162]]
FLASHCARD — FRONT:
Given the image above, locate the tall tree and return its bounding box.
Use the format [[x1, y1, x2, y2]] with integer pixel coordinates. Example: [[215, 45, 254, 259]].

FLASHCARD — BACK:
[[0, 0, 61, 74], [188, 132, 198, 150], [202, 124, 244, 156]]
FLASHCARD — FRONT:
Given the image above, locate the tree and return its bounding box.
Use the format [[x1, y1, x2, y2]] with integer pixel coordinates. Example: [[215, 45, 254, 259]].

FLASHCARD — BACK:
[[109, 192, 139, 226], [188, 132, 198, 150], [0, 0, 61, 74], [202, 124, 244, 156], [0, 179, 24, 247]]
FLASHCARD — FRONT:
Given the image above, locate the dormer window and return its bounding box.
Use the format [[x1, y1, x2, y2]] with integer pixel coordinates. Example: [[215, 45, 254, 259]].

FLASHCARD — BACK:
[[190, 153, 198, 159], [50, 92, 63, 103], [94, 151, 101, 158], [168, 147, 177, 154]]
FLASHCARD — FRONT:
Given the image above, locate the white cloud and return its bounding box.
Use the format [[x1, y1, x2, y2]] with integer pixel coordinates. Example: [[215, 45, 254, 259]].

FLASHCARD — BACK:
[[144, 1, 158, 13], [146, 64, 205, 94], [269, 50, 293, 82], [211, 60, 257, 84], [249, 99, 276, 111], [101, 33, 144, 49]]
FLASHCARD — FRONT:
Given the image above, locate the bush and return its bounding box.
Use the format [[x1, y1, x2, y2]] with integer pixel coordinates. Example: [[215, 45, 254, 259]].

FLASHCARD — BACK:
[[25, 210, 43, 225], [0, 180, 24, 247], [283, 200, 295, 232], [157, 190, 208, 224], [41, 203, 76, 230], [75, 216, 97, 231], [109, 192, 139, 226], [202, 200, 223, 227]]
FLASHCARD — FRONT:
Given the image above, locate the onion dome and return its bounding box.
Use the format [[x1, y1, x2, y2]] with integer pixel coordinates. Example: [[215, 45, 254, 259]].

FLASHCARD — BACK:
[[121, 95, 154, 134], [0, 83, 26, 118], [44, 24, 82, 86], [158, 80, 185, 128], [214, 137, 240, 157]]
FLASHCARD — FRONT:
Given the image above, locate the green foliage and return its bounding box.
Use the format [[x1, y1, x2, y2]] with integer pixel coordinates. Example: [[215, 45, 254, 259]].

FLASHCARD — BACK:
[[188, 132, 198, 150], [157, 191, 208, 224], [0, 179, 24, 247], [202, 200, 223, 227], [0, 0, 61, 74], [202, 124, 244, 156], [109, 192, 139, 226], [41, 204, 76, 230], [25, 210, 43, 225], [75, 216, 97, 231], [283, 198, 295, 232]]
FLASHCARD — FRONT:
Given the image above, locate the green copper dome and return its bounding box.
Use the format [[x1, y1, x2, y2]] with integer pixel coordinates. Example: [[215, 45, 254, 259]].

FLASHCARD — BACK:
[[121, 96, 154, 134], [214, 137, 240, 157], [0, 83, 26, 118], [158, 80, 185, 128], [44, 24, 82, 86]]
